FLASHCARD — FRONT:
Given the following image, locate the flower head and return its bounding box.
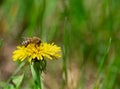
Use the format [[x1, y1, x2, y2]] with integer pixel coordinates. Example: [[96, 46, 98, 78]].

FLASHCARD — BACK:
[[12, 42, 61, 62]]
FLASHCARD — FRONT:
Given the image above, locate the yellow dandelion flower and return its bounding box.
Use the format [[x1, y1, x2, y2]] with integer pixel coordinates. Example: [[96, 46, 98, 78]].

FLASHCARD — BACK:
[[12, 42, 61, 62]]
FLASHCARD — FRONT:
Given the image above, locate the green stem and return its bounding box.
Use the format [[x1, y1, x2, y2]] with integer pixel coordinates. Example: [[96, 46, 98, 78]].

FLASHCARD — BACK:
[[61, 17, 68, 89], [93, 37, 111, 89], [7, 60, 27, 84], [30, 61, 43, 89]]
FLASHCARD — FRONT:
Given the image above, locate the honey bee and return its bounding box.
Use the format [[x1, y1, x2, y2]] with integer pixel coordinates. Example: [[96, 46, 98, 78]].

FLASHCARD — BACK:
[[21, 37, 42, 47]]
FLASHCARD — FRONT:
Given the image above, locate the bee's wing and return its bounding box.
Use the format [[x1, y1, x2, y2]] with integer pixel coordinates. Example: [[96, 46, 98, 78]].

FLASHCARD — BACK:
[[22, 37, 30, 40]]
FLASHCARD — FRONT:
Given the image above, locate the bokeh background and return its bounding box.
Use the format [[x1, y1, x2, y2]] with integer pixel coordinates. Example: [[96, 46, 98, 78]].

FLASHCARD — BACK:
[[0, 0, 120, 89]]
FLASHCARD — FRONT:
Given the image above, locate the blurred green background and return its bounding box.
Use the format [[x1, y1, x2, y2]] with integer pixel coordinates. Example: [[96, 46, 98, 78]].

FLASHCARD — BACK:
[[0, 0, 120, 89]]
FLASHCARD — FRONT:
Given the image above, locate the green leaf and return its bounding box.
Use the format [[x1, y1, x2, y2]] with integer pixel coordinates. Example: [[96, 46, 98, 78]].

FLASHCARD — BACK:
[[0, 81, 14, 89], [12, 74, 24, 88], [3, 85, 14, 89]]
